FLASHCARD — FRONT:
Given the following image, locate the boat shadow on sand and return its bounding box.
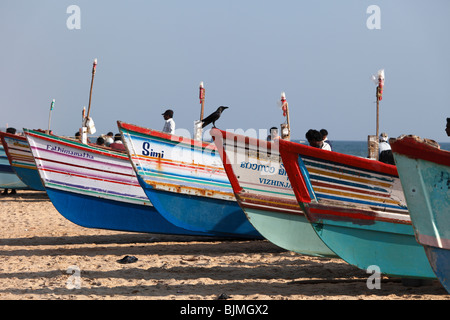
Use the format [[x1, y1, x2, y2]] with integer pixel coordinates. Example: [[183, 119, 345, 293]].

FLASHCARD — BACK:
[[0, 233, 448, 299], [1, 190, 48, 202]]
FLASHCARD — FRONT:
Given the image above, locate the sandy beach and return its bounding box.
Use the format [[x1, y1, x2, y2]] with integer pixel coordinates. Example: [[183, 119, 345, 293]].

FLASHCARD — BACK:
[[0, 190, 448, 301]]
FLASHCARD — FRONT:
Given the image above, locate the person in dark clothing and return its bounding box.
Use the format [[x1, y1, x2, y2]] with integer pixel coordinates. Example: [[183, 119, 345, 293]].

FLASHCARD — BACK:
[[96, 136, 105, 146]]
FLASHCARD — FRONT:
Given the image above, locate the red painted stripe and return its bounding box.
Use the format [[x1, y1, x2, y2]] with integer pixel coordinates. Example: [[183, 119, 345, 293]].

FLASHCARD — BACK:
[[35, 156, 135, 179], [308, 205, 410, 225], [309, 206, 375, 221], [40, 167, 139, 187], [119, 121, 217, 151], [279, 139, 398, 177], [391, 136, 450, 167], [133, 154, 226, 175]]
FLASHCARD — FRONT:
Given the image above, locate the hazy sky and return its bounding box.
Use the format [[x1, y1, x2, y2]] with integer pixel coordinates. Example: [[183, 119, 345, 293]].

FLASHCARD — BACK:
[[1, 1, 449, 141]]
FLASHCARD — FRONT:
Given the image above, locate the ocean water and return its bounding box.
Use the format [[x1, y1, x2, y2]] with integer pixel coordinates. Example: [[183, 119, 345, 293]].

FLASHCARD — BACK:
[[293, 140, 450, 158]]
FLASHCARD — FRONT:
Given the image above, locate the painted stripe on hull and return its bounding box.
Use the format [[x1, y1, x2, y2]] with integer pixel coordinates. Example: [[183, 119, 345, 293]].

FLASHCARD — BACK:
[[302, 157, 407, 212]]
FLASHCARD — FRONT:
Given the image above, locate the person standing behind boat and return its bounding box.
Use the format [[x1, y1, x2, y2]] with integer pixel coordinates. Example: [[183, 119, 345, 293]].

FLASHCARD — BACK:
[[378, 132, 395, 164], [2, 127, 18, 195], [267, 127, 280, 141], [96, 136, 105, 146], [105, 132, 114, 146], [162, 109, 175, 134], [320, 129, 332, 151], [446, 118, 450, 136]]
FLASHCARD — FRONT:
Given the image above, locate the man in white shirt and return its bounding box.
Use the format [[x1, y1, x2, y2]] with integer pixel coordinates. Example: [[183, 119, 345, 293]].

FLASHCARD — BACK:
[[320, 129, 332, 151], [378, 132, 391, 153], [378, 132, 394, 164], [162, 109, 175, 134]]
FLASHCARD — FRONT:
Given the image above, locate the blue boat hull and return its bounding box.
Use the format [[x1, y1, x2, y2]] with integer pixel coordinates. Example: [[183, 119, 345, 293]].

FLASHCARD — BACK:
[[46, 187, 216, 236], [425, 246, 450, 292], [138, 176, 262, 239], [13, 166, 45, 191]]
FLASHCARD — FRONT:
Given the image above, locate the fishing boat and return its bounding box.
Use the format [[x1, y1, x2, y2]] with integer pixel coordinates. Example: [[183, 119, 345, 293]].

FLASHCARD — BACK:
[[24, 128, 214, 236], [0, 137, 28, 191], [0, 131, 45, 191], [117, 121, 262, 239], [391, 135, 450, 291], [210, 128, 336, 257], [278, 138, 436, 279]]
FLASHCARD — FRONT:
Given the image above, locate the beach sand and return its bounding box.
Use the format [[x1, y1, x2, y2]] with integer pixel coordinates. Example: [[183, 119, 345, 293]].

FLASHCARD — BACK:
[[0, 190, 448, 300]]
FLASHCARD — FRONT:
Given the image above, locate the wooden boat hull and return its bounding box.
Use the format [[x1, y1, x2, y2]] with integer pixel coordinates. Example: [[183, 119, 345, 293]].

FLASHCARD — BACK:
[[391, 135, 450, 290], [118, 121, 262, 239], [0, 131, 45, 191], [24, 129, 212, 236], [211, 128, 336, 257], [0, 143, 28, 190], [279, 138, 436, 279]]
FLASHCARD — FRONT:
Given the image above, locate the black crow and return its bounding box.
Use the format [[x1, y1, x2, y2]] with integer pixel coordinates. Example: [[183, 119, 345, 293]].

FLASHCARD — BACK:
[[201, 106, 228, 128]]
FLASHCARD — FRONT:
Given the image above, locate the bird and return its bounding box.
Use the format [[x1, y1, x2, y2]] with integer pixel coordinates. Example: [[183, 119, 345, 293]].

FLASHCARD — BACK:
[[201, 106, 228, 128]]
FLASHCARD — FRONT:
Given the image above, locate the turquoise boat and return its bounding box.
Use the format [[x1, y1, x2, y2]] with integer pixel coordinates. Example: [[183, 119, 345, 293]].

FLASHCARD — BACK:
[[279, 138, 436, 279], [0, 136, 29, 191], [391, 135, 450, 291], [0, 131, 45, 191], [211, 128, 336, 257]]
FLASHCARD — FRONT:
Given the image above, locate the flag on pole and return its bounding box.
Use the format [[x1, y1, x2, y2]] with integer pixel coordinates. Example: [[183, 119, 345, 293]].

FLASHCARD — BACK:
[[371, 69, 385, 101], [281, 92, 287, 117], [50, 99, 55, 110], [199, 81, 205, 104]]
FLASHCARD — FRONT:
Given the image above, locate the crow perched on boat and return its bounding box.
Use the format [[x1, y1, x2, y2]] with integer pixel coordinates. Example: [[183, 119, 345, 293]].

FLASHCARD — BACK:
[[201, 106, 228, 128]]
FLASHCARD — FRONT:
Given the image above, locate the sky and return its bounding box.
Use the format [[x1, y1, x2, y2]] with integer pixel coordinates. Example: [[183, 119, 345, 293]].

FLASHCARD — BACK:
[[1, 0, 449, 142]]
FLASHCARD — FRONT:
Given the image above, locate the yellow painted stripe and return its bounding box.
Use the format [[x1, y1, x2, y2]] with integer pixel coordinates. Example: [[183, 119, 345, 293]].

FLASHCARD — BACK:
[[143, 179, 234, 198], [308, 167, 393, 188], [134, 154, 226, 173], [240, 196, 300, 209], [12, 163, 36, 170], [314, 187, 402, 206]]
